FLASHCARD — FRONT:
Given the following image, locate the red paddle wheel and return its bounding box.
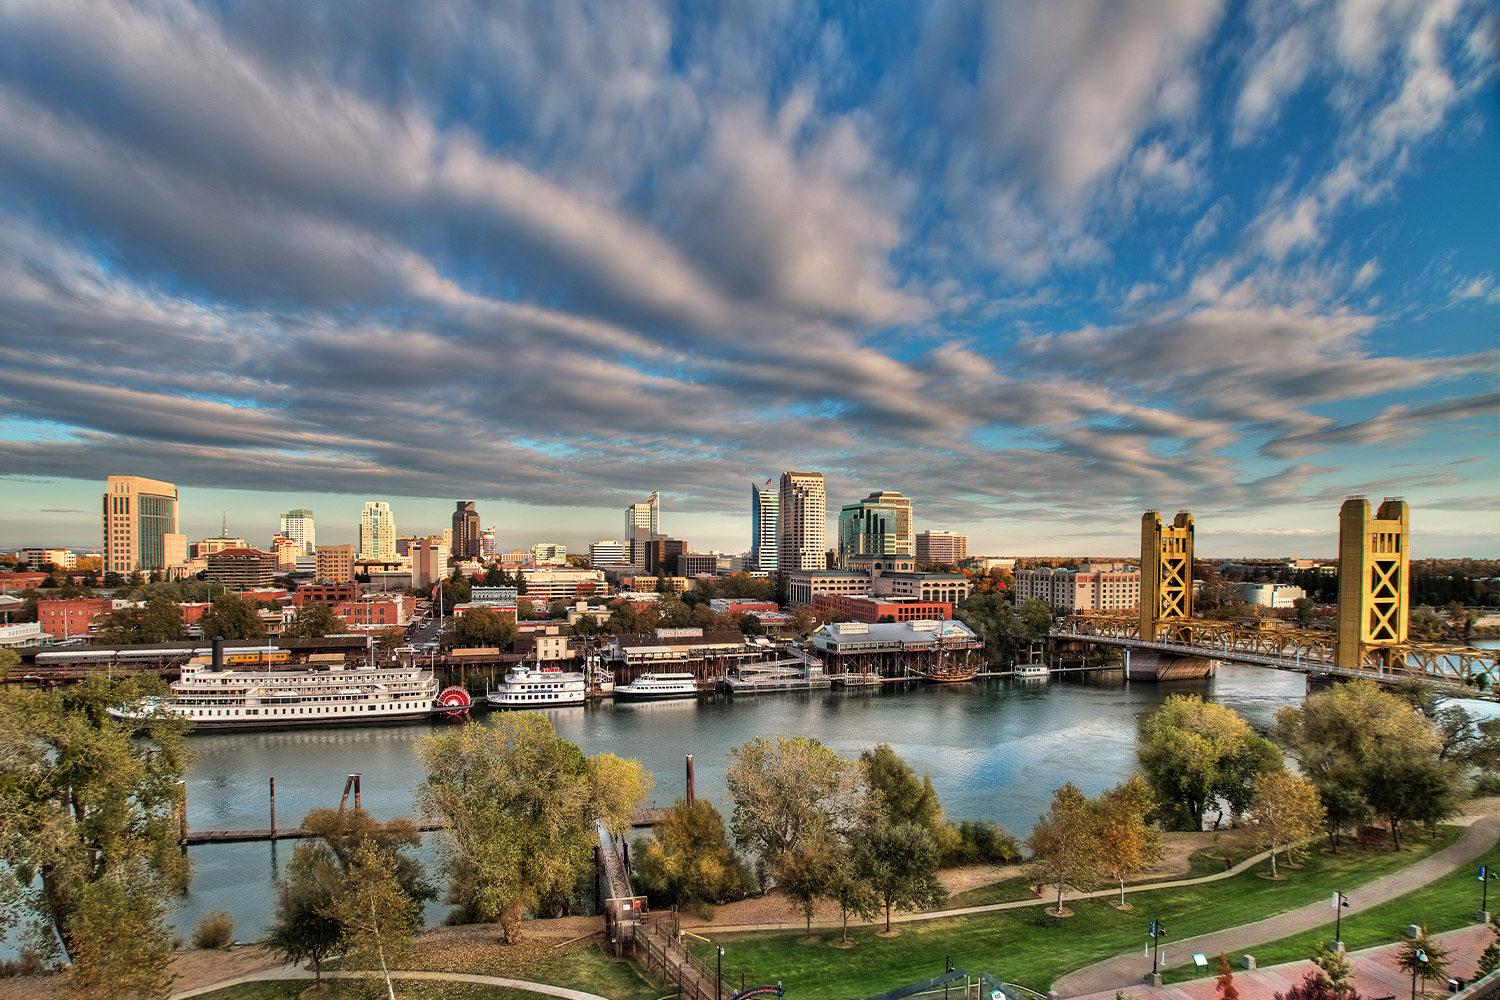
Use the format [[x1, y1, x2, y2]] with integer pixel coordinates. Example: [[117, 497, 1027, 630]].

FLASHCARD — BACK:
[[433, 685, 474, 718]]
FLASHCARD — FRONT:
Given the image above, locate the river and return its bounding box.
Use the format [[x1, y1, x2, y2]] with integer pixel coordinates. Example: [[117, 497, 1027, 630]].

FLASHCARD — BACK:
[[167, 663, 1313, 942]]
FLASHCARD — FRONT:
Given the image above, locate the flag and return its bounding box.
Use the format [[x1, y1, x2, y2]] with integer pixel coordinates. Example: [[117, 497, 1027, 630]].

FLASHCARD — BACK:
[[765, 479, 772, 485]]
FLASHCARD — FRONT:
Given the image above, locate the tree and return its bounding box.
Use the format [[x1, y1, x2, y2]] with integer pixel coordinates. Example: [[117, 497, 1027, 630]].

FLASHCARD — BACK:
[[851, 822, 946, 933], [0, 676, 190, 976], [861, 744, 942, 836], [299, 808, 434, 911], [1275, 680, 1440, 788], [1251, 771, 1325, 877], [1215, 954, 1240, 1000], [631, 797, 751, 913], [452, 607, 518, 649], [415, 717, 652, 942], [1023, 783, 1100, 915], [725, 736, 863, 875], [1312, 943, 1355, 994], [777, 839, 838, 937], [1138, 695, 1283, 830], [1396, 928, 1449, 998], [1362, 755, 1459, 850], [1096, 774, 1164, 904], [1316, 783, 1372, 854], [282, 602, 349, 639], [440, 572, 472, 610], [332, 840, 419, 997], [264, 842, 343, 986], [827, 848, 878, 944], [375, 628, 406, 657], [198, 592, 265, 641], [0, 648, 17, 681], [96, 597, 186, 644], [1293, 597, 1316, 626], [65, 874, 175, 1000]]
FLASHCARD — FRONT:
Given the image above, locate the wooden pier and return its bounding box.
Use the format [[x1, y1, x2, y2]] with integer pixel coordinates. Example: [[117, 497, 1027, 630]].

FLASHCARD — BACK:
[[181, 806, 668, 846]]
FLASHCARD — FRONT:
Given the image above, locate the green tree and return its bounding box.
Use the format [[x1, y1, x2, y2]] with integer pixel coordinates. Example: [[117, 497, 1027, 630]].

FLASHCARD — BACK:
[[827, 848, 878, 944], [440, 572, 472, 610], [1023, 782, 1100, 915], [281, 602, 349, 639], [415, 717, 651, 942], [1251, 771, 1326, 877], [0, 677, 191, 973], [777, 839, 838, 936], [97, 597, 186, 644], [725, 736, 863, 875], [1138, 695, 1283, 830], [452, 607, 519, 649], [198, 592, 265, 641], [264, 843, 342, 986], [299, 807, 434, 911], [0, 648, 17, 681], [1316, 783, 1372, 854], [1312, 943, 1355, 993], [375, 628, 407, 657], [1362, 756, 1458, 850], [1274, 680, 1440, 788], [631, 797, 751, 913], [1096, 774, 1164, 904], [332, 839, 419, 997], [1293, 597, 1315, 626], [861, 743, 942, 835], [1395, 928, 1449, 998], [65, 874, 175, 1000], [851, 822, 946, 933]]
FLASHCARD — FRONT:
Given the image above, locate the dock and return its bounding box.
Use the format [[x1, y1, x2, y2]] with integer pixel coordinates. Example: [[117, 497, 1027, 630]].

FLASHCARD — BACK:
[[181, 805, 668, 846]]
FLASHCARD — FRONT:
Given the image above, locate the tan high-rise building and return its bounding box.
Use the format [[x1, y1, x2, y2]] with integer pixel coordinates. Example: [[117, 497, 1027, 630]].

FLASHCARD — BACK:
[[777, 472, 826, 574], [101, 475, 181, 575], [315, 544, 356, 584], [410, 537, 450, 590], [359, 501, 395, 561], [916, 530, 967, 564]]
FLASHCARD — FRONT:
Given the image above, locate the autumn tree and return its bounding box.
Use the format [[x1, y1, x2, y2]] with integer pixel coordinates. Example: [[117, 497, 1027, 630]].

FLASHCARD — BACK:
[[725, 736, 864, 874], [1138, 696, 1282, 830], [1023, 783, 1100, 915], [1312, 943, 1355, 993], [0, 648, 17, 681], [778, 839, 839, 936], [0, 676, 191, 986], [851, 822, 946, 933], [415, 716, 651, 942], [331, 840, 419, 997], [1251, 771, 1326, 877], [1215, 954, 1240, 1000], [198, 591, 265, 641], [281, 602, 349, 639], [631, 797, 751, 913], [1096, 774, 1164, 905]]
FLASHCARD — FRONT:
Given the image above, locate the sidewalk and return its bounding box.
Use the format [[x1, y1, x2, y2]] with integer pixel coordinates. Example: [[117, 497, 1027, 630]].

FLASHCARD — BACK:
[[1054, 814, 1500, 997]]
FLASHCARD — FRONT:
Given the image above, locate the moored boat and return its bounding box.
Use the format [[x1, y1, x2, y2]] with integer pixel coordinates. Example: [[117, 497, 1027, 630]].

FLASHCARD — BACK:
[[485, 666, 587, 708], [614, 672, 699, 701]]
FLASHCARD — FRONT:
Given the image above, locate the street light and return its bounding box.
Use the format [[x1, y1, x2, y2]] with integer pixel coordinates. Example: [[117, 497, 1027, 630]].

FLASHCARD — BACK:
[[1480, 865, 1496, 919], [1411, 948, 1427, 1000], [1149, 918, 1168, 979], [717, 946, 725, 1000], [1333, 891, 1350, 948]]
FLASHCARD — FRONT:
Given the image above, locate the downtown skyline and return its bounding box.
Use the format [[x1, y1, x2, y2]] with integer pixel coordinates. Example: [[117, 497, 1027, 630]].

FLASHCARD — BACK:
[[0, 1, 1496, 558]]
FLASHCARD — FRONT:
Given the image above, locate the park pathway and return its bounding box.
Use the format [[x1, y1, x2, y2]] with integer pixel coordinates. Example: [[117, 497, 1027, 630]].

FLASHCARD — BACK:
[[1053, 813, 1500, 997]]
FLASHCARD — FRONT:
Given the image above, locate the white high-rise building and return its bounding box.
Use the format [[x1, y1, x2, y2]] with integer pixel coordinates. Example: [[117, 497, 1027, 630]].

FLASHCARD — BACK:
[[777, 472, 826, 574], [590, 540, 628, 566], [751, 481, 778, 572], [625, 491, 660, 566], [280, 508, 316, 554], [358, 501, 396, 561], [480, 526, 497, 560]]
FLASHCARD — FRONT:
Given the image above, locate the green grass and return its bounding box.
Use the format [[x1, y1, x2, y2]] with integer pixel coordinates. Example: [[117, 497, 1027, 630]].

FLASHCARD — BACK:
[[692, 827, 1464, 999], [194, 982, 551, 1000], [1161, 839, 1500, 984]]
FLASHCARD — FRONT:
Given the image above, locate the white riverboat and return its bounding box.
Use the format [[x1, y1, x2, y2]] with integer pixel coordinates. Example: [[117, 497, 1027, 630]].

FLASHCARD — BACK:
[[614, 672, 699, 701], [108, 654, 438, 730], [1014, 663, 1051, 680], [485, 666, 587, 708]]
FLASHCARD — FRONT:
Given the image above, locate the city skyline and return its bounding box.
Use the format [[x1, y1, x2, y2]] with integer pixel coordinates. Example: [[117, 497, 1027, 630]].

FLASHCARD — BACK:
[[0, 3, 1496, 558]]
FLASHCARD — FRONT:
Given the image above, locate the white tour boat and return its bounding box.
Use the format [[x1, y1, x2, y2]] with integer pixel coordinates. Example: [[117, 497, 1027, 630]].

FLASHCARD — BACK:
[[485, 666, 587, 708], [108, 653, 438, 730], [614, 672, 699, 701]]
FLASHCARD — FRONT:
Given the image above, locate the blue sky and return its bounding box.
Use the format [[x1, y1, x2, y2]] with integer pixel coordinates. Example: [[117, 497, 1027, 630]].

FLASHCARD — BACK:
[[0, 0, 1496, 559]]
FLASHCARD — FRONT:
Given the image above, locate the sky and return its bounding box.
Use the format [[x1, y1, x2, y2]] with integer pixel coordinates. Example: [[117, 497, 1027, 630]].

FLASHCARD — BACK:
[[0, 0, 1497, 560]]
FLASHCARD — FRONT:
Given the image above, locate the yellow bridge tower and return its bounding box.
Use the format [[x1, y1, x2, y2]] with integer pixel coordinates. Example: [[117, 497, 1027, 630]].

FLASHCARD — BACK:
[[1337, 497, 1409, 672], [1140, 510, 1194, 642]]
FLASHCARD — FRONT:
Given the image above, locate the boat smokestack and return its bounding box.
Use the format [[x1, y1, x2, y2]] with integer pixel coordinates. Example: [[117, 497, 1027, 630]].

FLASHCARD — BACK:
[[212, 637, 224, 672], [686, 754, 695, 803]]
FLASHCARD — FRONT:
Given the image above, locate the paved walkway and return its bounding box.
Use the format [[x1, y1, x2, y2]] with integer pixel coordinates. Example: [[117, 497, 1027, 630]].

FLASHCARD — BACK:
[[172, 966, 614, 1000], [1055, 814, 1500, 997]]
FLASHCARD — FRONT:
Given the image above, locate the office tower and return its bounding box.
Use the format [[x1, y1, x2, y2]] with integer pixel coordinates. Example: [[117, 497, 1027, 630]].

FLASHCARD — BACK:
[[279, 508, 316, 554], [836, 490, 913, 568], [480, 527, 497, 559], [410, 537, 449, 589], [315, 544, 356, 583], [625, 491, 660, 565], [916, 530, 967, 564], [358, 501, 396, 561], [452, 501, 480, 560], [751, 481, 779, 572], [777, 472, 826, 574], [590, 540, 627, 566], [101, 475, 180, 575]]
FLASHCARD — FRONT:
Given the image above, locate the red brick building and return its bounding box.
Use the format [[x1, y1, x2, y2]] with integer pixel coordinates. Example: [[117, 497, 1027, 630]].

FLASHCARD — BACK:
[[332, 595, 415, 628], [38, 598, 114, 639], [811, 593, 953, 624]]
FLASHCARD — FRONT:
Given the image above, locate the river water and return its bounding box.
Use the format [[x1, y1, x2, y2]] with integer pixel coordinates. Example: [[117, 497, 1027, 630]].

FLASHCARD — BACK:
[[168, 664, 1313, 942]]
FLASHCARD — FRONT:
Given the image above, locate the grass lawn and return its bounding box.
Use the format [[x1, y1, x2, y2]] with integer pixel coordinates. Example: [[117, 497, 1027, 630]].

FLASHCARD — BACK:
[[193, 982, 577, 1000], [1161, 839, 1500, 984], [693, 827, 1463, 999]]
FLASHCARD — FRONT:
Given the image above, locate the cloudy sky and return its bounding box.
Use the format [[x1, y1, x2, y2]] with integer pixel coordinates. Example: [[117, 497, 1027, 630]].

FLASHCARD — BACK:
[[1, 0, 1496, 558]]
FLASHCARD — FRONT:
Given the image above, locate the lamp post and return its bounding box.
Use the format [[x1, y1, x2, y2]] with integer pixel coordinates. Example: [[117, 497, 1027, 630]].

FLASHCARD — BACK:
[[1333, 891, 1349, 949], [1411, 948, 1427, 1000], [1148, 918, 1168, 984], [1480, 865, 1495, 920], [717, 946, 725, 1000]]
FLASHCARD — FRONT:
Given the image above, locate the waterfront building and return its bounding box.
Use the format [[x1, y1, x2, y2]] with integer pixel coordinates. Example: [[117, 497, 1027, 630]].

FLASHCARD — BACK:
[[359, 502, 396, 561], [916, 530, 967, 565], [452, 502, 481, 561], [777, 472, 826, 574], [1014, 562, 1141, 612], [315, 544, 356, 583], [751, 482, 779, 573], [204, 548, 278, 590], [836, 490, 913, 568], [807, 619, 982, 676], [785, 568, 869, 606], [279, 509, 316, 554], [0, 622, 47, 649], [410, 537, 449, 590], [102, 475, 181, 575]]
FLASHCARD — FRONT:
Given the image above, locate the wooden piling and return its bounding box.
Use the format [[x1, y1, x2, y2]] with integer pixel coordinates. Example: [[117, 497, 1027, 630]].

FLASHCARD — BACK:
[[269, 777, 276, 840]]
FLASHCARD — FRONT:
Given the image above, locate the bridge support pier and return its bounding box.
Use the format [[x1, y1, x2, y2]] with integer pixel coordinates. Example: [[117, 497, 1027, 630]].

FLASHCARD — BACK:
[[1126, 653, 1216, 681]]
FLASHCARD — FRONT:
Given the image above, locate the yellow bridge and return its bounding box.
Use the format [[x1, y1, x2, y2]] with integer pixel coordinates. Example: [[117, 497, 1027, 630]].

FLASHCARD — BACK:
[[1050, 498, 1497, 697]]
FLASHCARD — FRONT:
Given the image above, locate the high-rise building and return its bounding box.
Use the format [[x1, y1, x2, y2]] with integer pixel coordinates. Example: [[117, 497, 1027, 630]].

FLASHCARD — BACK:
[[751, 481, 779, 572], [837, 490, 913, 568], [480, 527, 497, 559], [590, 540, 627, 566], [101, 475, 181, 575], [626, 491, 660, 565], [358, 502, 396, 561], [777, 472, 826, 574], [451, 502, 480, 561], [315, 544, 356, 583], [916, 530, 967, 565], [410, 537, 449, 589], [280, 508, 316, 554]]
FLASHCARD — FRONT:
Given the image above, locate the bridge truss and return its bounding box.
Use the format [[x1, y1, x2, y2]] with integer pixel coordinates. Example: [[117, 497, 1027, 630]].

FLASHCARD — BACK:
[[1054, 613, 1496, 693]]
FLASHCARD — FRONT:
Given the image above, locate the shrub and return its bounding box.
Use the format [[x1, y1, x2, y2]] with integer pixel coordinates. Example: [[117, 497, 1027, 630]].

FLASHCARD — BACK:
[[1473, 773, 1500, 798], [192, 910, 235, 950], [939, 819, 1021, 866]]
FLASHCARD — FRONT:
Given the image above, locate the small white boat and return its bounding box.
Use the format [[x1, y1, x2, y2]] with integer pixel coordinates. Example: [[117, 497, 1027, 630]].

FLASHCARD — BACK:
[[614, 672, 699, 701], [1014, 663, 1050, 680], [486, 666, 587, 708]]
